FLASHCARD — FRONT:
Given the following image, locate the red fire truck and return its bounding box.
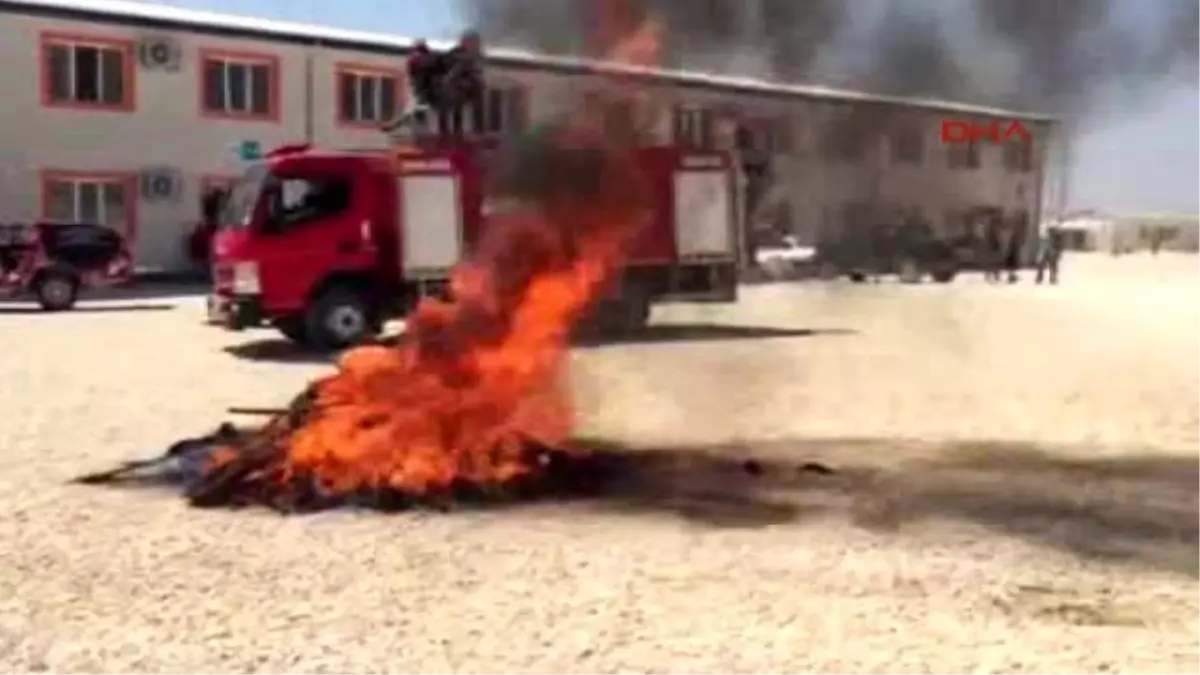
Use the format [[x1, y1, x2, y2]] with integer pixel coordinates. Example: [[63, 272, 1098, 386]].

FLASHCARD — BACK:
[[208, 139, 740, 349]]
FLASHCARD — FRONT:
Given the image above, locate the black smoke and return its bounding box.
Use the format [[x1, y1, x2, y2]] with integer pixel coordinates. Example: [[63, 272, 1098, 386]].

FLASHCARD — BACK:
[[459, 0, 847, 85], [458, 0, 1199, 117], [968, 0, 1199, 115]]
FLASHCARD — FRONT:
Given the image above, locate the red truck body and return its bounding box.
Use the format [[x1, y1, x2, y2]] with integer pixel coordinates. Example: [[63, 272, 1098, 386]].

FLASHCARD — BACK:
[[209, 140, 740, 348]]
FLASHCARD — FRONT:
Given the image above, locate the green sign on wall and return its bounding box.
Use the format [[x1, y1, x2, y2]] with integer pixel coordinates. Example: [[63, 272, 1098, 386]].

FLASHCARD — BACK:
[[237, 140, 263, 162]]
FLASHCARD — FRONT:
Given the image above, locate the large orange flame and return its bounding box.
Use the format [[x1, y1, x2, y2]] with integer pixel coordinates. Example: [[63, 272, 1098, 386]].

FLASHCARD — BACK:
[[207, 13, 664, 503]]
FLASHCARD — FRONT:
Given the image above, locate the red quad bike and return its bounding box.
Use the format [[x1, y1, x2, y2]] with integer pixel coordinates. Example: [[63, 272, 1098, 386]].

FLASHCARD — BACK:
[[0, 222, 133, 311]]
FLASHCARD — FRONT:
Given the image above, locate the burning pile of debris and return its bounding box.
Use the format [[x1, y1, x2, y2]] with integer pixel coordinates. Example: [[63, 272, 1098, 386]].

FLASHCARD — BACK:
[[73, 406, 625, 513], [75, 17, 667, 513]]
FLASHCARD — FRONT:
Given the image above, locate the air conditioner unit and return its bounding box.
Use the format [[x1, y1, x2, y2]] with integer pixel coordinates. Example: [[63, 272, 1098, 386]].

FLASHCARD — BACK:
[[137, 36, 182, 72], [139, 167, 183, 203]]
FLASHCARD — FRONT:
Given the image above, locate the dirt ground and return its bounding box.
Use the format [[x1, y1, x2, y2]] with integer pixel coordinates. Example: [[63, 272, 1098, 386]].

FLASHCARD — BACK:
[[0, 252, 1196, 673]]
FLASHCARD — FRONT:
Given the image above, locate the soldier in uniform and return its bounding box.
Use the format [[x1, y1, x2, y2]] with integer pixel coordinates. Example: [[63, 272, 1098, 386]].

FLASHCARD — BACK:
[[980, 214, 1003, 283], [1002, 216, 1025, 284], [1035, 225, 1064, 284]]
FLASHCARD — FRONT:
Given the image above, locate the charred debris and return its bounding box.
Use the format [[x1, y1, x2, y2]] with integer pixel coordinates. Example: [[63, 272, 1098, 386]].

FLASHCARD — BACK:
[[72, 388, 835, 515]]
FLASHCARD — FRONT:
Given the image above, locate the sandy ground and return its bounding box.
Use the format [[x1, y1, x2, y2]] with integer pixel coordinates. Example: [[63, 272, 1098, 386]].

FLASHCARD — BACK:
[[0, 252, 1196, 673]]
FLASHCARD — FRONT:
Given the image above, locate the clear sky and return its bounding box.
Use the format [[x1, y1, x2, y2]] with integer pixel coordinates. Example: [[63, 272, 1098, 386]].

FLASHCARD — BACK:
[[156, 0, 1199, 216]]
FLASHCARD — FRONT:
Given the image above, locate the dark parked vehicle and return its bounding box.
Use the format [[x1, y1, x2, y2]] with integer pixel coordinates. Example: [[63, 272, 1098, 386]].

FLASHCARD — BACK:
[[0, 222, 133, 310], [814, 219, 963, 283]]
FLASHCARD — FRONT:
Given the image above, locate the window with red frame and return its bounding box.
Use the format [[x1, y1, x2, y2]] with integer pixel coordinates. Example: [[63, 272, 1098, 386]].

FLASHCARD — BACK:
[[337, 69, 400, 125], [1003, 137, 1033, 173], [468, 85, 528, 135], [202, 54, 275, 118], [736, 116, 793, 156], [581, 91, 633, 136], [946, 139, 981, 170], [43, 175, 130, 231], [889, 124, 925, 165], [672, 105, 716, 150], [43, 37, 130, 108]]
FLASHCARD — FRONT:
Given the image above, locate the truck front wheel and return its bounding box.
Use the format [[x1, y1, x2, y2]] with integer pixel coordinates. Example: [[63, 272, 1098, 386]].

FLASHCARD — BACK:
[[304, 287, 374, 350]]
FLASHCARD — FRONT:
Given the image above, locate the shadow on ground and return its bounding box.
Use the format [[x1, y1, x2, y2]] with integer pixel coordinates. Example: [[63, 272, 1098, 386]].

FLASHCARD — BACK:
[[0, 302, 176, 314], [0, 281, 205, 314], [221, 323, 854, 364], [553, 440, 833, 529], [221, 339, 335, 364], [88, 281, 209, 302]]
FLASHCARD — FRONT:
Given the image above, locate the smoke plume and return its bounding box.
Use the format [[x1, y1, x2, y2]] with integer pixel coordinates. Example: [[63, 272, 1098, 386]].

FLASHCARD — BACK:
[[458, 0, 1199, 118]]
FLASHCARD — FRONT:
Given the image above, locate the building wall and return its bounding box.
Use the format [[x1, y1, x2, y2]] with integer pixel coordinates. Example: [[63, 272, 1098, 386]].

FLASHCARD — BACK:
[[1077, 215, 1200, 254], [0, 11, 317, 269], [633, 91, 1044, 258], [0, 8, 1049, 272], [768, 103, 1041, 246]]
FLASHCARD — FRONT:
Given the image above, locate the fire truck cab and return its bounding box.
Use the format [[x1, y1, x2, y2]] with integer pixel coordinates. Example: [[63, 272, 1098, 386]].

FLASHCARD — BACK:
[[209, 138, 740, 349]]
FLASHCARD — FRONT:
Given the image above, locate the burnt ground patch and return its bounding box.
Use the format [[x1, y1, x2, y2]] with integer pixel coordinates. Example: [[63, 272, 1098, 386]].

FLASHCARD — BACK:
[[73, 431, 1197, 577]]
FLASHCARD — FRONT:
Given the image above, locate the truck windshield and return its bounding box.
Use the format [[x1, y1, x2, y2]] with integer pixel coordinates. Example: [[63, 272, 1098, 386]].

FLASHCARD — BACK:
[[220, 164, 269, 228]]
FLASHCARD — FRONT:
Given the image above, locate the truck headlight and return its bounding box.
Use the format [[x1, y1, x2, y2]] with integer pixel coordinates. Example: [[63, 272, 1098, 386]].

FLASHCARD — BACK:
[[232, 261, 260, 295]]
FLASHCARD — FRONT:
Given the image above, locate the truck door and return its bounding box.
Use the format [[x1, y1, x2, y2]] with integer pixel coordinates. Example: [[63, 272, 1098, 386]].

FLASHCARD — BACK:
[[256, 170, 370, 312]]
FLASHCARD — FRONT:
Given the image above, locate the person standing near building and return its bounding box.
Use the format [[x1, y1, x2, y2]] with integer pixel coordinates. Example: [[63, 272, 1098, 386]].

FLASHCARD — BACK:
[[1002, 216, 1025, 284], [1035, 225, 1063, 284], [981, 216, 1003, 283], [186, 186, 227, 278]]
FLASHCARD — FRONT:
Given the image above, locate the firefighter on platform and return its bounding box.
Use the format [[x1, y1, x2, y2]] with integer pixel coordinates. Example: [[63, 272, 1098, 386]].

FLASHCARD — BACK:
[[406, 39, 439, 111], [382, 31, 485, 137]]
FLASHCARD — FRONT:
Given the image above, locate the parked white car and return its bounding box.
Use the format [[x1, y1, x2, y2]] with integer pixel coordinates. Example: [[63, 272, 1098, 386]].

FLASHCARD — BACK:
[[754, 235, 816, 279]]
